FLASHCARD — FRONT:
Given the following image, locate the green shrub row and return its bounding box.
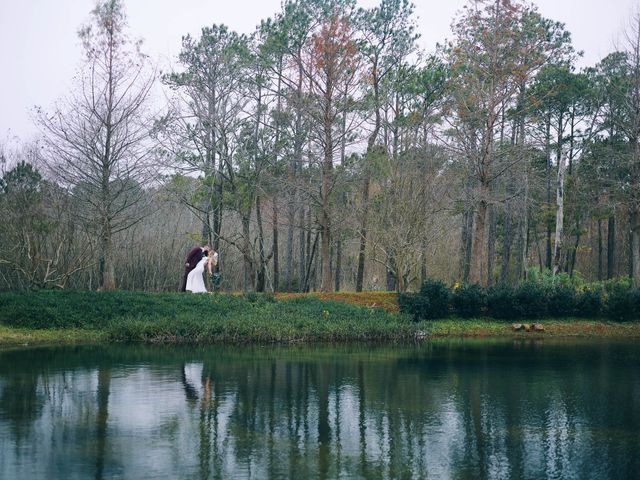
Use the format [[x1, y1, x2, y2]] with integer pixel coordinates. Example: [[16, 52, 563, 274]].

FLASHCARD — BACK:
[[399, 278, 640, 321]]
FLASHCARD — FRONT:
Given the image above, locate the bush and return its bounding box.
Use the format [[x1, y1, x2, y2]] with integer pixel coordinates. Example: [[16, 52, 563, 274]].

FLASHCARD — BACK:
[[452, 283, 486, 318], [546, 284, 577, 317], [418, 279, 451, 319], [575, 288, 603, 318], [486, 282, 547, 320], [606, 288, 640, 321], [486, 284, 515, 319], [397, 293, 430, 321], [512, 282, 548, 318]]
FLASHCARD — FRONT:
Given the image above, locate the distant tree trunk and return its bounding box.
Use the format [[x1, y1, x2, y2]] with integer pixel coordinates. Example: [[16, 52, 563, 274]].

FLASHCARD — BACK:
[[460, 168, 474, 282], [213, 164, 224, 255], [320, 110, 333, 293], [420, 238, 428, 285], [356, 61, 381, 293], [631, 208, 640, 287], [486, 204, 497, 286], [607, 214, 616, 279], [242, 213, 254, 292], [598, 219, 604, 281], [272, 198, 279, 292], [552, 151, 566, 276], [500, 203, 512, 284], [569, 228, 580, 277], [545, 113, 552, 271], [386, 253, 396, 292], [100, 224, 115, 291], [469, 181, 489, 285], [256, 196, 266, 292], [335, 239, 342, 292], [298, 203, 306, 293], [285, 201, 295, 291], [515, 174, 529, 281]]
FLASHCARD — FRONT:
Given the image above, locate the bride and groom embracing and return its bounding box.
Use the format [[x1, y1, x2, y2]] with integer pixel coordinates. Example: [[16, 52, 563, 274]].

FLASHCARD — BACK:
[[180, 245, 219, 293]]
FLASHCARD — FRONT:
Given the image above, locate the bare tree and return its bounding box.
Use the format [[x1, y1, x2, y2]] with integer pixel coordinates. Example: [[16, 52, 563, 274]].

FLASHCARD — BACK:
[[36, 0, 157, 290]]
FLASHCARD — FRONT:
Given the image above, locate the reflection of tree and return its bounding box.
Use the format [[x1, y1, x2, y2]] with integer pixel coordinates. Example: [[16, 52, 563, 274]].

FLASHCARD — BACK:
[[0, 370, 44, 447], [94, 367, 111, 480], [180, 363, 198, 403]]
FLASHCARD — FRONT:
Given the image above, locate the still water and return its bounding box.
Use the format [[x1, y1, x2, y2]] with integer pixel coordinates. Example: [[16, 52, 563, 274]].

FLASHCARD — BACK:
[[1, 339, 639, 479]]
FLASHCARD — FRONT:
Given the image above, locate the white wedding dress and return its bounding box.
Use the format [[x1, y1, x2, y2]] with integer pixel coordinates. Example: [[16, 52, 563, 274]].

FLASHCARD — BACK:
[[186, 256, 208, 293]]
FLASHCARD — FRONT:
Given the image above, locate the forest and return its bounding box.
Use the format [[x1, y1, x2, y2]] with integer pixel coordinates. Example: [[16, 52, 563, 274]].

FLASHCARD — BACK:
[[1, 0, 639, 293]]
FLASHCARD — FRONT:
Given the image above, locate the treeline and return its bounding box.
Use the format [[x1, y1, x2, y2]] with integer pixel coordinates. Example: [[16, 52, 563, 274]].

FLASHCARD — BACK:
[[1, 0, 640, 292]]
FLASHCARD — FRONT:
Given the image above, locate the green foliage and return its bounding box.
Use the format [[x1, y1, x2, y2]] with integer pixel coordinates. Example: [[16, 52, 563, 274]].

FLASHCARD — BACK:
[[418, 279, 450, 319], [451, 283, 486, 318], [0, 291, 414, 342], [606, 288, 640, 321], [487, 283, 548, 319], [546, 284, 577, 317], [575, 288, 603, 318], [485, 284, 516, 320], [399, 276, 639, 321], [397, 293, 430, 322]]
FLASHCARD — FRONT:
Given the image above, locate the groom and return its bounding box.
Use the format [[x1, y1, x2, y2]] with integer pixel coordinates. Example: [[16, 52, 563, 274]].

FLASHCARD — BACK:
[[180, 245, 211, 292]]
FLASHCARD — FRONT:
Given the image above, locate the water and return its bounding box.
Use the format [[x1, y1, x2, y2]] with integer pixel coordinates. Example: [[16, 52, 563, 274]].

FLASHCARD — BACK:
[[1, 339, 639, 479]]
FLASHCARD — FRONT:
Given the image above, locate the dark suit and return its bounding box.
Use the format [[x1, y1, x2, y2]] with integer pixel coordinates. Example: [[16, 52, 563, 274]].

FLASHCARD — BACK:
[[181, 246, 204, 292]]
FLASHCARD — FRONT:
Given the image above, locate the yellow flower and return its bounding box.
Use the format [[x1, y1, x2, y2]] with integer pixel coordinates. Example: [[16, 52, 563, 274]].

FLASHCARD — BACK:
[[453, 281, 460, 290]]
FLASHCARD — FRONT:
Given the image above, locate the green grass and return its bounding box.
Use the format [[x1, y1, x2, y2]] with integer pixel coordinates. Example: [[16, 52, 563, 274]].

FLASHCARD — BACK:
[[2, 290, 640, 345]]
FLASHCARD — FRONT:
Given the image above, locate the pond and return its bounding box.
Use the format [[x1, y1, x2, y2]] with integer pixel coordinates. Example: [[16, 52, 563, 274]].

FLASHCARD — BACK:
[[1, 339, 639, 479]]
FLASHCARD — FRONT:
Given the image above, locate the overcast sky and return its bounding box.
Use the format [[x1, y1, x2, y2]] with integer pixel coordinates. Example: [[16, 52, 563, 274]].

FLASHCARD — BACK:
[[0, 0, 637, 141]]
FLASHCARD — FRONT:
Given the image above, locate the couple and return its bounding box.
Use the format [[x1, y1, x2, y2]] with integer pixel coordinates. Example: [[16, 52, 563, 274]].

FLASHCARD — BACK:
[[181, 245, 219, 293]]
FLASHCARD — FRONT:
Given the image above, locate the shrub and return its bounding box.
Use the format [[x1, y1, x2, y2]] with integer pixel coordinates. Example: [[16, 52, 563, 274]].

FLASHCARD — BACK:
[[397, 293, 430, 321], [606, 288, 640, 321], [512, 282, 547, 318], [487, 282, 547, 320], [452, 283, 486, 318], [418, 279, 451, 319], [486, 284, 516, 319], [575, 288, 603, 318], [546, 284, 577, 317]]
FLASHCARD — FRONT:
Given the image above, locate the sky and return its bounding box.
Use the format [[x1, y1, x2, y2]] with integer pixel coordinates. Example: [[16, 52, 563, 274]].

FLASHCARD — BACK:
[[0, 0, 637, 141]]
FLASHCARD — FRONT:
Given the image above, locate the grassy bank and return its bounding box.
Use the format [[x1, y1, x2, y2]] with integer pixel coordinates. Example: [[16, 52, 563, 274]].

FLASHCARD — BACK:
[[1, 290, 640, 345]]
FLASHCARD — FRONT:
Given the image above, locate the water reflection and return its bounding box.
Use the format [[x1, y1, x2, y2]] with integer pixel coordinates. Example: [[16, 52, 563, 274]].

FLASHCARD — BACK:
[[1, 340, 639, 479]]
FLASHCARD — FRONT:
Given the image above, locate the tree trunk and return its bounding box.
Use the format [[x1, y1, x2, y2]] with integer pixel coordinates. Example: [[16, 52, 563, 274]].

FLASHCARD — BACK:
[[386, 253, 396, 291], [552, 151, 566, 276], [256, 196, 266, 293], [460, 168, 474, 283], [598, 219, 604, 281], [607, 214, 616, 279], [335, 239, 342, 292], [272, 197, 279, 292], [631, 208, 640, 287], [469, 182, 489, 285], [500, 202, 512, 284], [298, 203, 306, 293], [242, 213, 254, 292], [285, 202, 295, 291], [212, 163, 223, 255], [486, 203, 497, 286], [355, 174, 370, 292], [356, 59, 381, 292], [100, 226, 116, 291], [320, 112, 333, 293], [545, 114, 552, 271]]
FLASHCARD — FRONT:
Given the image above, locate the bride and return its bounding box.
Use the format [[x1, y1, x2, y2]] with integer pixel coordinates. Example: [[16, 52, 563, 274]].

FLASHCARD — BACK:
[[186, 249, 217, 293]]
